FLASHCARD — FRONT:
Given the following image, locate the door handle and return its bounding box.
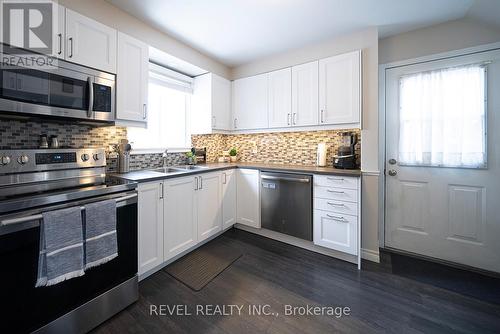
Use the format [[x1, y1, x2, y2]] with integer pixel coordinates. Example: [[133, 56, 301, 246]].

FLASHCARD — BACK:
[[293, 113, 297, 125], [68, 37, 73, 58], [388, 159, 397, 165], [195, 176, 198, 190], [57, 33, 62, 55], [143, 104, 147, 120], [222, 172, 227, 184], [199, 176, 203, 189], [320, 109, 324, 123], [159, 183, 164, 199], [388, 170, 397, 176], [87, 77, 94, 118]]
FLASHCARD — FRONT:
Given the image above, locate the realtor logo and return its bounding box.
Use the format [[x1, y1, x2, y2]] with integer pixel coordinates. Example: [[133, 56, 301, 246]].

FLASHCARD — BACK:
[[2, 1, 52, 54]]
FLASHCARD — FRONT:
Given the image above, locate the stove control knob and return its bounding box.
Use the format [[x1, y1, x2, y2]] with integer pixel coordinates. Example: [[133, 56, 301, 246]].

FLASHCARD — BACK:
[[81, 153, 90, 162], [1, 156, 11, 165], [17, 155, 29, 165], [93, 153, 101, 161]]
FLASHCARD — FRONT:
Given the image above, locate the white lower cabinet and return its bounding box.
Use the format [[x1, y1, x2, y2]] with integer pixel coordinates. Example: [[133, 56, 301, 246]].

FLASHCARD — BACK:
[[138, 181, 164, 276], [313, 175, 360, 256], [163, 176, 198, 260], [197, 172, 222, 241], [222, 170, 237, 229], [236, 169, 261, 228]]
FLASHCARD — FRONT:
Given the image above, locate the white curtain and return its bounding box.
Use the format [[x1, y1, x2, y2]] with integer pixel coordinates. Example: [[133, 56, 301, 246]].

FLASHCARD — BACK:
[[398, 64, 486, 168]]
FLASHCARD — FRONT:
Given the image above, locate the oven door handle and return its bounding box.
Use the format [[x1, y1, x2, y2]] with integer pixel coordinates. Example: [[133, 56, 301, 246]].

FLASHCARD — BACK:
[[0, 193, 137, 227], [87, 77, 94, 118]]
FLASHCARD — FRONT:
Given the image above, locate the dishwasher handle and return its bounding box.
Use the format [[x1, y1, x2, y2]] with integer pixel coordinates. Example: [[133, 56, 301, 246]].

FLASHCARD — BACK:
[[261, 175, 310, 183]]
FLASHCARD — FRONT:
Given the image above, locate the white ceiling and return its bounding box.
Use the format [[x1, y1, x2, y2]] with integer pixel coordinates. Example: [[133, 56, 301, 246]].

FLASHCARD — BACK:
[[107, 0, 499, 67]]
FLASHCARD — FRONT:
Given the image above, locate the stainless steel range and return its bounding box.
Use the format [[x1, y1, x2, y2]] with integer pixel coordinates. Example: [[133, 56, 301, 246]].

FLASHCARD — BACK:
[[0, 148, 138, 334]]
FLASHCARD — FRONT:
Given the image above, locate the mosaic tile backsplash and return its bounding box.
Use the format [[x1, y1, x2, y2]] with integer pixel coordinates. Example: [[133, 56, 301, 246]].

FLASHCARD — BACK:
[[192, 129, 361, 166], [0, 118, 186, 172]]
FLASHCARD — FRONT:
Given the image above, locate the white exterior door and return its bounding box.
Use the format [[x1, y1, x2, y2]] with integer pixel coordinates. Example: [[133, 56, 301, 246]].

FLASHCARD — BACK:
[[292, 61, 319, 127], [137, 181, 163, 275], [164, 176, 197, 260], [268, 68, 292, 128], [116, 32, 149, 123], [385, 49, 500, 273], [65, 8, 117, 73], [319, 50, 360, 125], [222, 170, 237, 229], [197, 173, 222, 241]]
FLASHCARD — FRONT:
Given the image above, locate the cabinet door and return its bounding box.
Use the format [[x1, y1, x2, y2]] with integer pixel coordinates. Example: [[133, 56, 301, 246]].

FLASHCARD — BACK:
[[222, 170, 237, 229], [138, 181, 164, 275], [212, 74, 232, 130], [292, 61, 319, 126], [197, 173, 222, 241], [313, 210, 358, 255], [116, 32, 149, 123], [164, 176, 197, 260], [50, 4, 65, 58], [319, 50, 361, 125], [232, 74, 268, 130], [65, 9, 117, 73], [268, 68, 292, 128], [236, 169, 260, 228]]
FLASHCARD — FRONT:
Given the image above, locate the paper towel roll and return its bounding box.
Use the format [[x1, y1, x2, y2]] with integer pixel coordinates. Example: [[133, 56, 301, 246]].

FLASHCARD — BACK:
[[317, 143, 327, 167]]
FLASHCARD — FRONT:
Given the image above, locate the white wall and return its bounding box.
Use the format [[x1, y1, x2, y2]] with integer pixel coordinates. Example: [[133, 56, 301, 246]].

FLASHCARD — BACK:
[[379, 17, 500, 64], [59, 0, 231, 79], [231, 28, 381, 259]]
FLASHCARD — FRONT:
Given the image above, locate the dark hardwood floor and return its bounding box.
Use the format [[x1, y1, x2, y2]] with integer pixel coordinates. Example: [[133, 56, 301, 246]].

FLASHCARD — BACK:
[[92, 229, 500, 334]]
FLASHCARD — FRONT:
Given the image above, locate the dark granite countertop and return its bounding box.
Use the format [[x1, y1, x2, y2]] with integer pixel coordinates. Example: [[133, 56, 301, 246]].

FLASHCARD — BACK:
[[113, 162, 361, 183]]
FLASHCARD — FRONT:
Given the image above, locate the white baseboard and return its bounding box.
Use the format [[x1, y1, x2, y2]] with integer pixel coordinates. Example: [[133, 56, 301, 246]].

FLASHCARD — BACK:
[[361, 248, 380, 263]]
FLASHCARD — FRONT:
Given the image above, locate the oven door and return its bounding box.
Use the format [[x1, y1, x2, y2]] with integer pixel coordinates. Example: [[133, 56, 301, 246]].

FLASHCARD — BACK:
[[0, 192, 138, 333]]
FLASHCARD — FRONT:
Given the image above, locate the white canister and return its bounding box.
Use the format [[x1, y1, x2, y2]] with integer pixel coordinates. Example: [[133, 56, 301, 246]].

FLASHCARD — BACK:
[[316, 143, 327, 167]]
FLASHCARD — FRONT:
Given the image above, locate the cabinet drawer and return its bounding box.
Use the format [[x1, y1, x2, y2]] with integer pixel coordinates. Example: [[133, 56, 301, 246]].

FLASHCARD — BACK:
[[314, 198, 358, 216], [314, 175, 359, 189], [313, 210, 358, 255], [314, 186, 357, 203]]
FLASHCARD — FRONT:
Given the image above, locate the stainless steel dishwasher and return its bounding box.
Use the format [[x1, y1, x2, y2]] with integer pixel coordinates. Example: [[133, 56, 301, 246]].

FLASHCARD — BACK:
[[260, 171, 312, 241]]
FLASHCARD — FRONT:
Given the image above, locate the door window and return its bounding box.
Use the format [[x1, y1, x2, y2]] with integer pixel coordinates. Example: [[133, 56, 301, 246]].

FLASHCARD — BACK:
[[398, 64, 487, 168]]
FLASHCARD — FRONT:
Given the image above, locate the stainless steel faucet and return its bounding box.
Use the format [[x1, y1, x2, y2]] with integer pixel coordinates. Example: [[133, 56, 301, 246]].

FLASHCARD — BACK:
[[162, 149, 168, 168]]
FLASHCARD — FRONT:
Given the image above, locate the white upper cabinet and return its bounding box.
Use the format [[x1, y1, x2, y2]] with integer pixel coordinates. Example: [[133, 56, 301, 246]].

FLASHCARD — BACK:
[[292, 61, 319, 126], [268, 68, 292, 128], [319, 50, 361, 125], [116, 32, 149, 124], [191, 73, 232, 133], [50, 4, 65, 59], [196, 173, 222, 241], [232, 73, 268, 130], [65, 9, 117, 73]]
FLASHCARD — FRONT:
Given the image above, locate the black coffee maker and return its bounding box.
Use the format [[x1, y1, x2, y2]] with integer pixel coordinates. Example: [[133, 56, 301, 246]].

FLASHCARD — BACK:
[[333, 132, 358, 169]]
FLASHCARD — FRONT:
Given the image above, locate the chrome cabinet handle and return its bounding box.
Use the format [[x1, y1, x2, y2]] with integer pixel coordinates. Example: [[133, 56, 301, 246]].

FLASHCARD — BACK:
[[87, 77, 94, 118], [327, 202, 345, 207], [326, 189, 345, 194], [68, 37, 73, 58], [143, 104, 147, 120], [222, 172, 227, 184], [233, 118, 237, 129], [57, 33, 62, 55], [159, 183, 164, 199], [287, 113, 291, 125], [326, 213, 347, 222], [199, 176, 203, 189], [293, 113, 297, 125], [195, 176, 198, 190], [320, 109, 324, 123], [327, 177, 344, 181]]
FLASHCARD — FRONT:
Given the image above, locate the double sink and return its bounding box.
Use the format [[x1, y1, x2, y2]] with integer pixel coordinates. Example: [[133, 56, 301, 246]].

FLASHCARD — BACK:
[[150, 165, 209, 175]]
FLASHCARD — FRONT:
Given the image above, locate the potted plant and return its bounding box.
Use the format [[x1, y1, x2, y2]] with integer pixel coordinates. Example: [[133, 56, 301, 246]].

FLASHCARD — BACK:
[[185, 151, 196, 165], [229, 148, 238, 162]]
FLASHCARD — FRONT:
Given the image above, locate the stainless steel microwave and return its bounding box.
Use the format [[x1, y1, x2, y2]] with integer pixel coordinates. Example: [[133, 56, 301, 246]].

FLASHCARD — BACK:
[[0, 52, 115, 122]]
